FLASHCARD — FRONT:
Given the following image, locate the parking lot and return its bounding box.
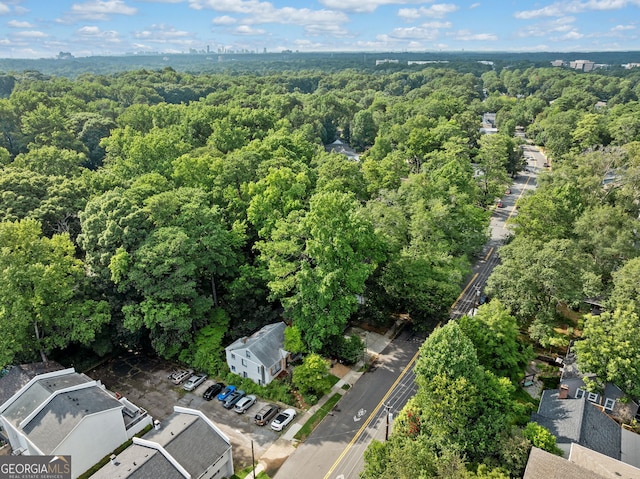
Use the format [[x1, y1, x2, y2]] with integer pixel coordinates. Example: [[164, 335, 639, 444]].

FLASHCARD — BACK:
[[88, 353, 284, 469]]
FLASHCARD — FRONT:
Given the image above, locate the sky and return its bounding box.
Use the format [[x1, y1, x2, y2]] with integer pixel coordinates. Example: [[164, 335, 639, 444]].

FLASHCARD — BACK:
[[0, 0, 639, 58]]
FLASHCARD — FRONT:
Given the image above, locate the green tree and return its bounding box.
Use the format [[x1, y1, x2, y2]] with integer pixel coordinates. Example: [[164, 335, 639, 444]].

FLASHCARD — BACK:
[[260, 191, 384, 351], [284, 325, 306, 354], [486, 237, 585, 322], [0, 219, 110, 365], [575, 307, 640, 397], [292, 353, 332, 396], [109, 187, 243, 357], [458, 300, 532, 382], [522, 422, 563, 456], [475, 134, 513, 206]]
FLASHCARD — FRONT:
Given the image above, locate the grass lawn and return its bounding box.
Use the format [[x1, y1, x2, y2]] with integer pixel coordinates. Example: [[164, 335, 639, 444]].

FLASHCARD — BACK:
[[294, 393, 342, 442]]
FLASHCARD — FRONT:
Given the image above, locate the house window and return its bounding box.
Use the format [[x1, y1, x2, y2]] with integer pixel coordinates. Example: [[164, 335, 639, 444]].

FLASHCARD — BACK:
[[231, 353, 235, 360], [243, 371, 247, 378], [576, 389, 585, 399], [587, 392, 599, 403], [272, 362, 281, 374], [604, 398, 615, 411], [246, 351, 251, 358], [231, 365, 236, 372], [242, 359, 247, 367]]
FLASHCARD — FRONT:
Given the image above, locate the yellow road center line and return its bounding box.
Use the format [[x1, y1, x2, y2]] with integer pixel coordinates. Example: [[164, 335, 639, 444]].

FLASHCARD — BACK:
[[322, 347, 422, 479]]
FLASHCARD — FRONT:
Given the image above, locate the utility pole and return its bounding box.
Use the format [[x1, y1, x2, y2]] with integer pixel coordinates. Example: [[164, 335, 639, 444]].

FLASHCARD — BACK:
[[252, 440, 256, 479], [384, 404, 392, 441]]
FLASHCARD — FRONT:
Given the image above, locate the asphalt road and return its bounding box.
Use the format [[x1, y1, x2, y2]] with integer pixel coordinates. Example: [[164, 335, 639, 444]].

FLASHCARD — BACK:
[[276, 144, 547, 479], [274, 326, 423, 479]]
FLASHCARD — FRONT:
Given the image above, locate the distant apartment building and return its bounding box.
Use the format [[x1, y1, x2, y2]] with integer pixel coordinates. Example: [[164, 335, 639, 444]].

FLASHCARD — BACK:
[[550, 59, 565, 67], [624, 63, 640, 69], [375, 59, 399, 66], [569, 59, 596, 72]]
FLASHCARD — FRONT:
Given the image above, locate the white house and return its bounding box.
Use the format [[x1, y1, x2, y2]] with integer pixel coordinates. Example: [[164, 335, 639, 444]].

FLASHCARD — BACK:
[[0, 367, 152, 478], [92, 406, 234, 479], [225, 322, 289, 386]]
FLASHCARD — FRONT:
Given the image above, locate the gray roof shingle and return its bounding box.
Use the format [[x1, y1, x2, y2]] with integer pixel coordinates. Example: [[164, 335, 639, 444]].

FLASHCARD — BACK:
[[226, 322, 287, 368], [532, 389, 621, 460]]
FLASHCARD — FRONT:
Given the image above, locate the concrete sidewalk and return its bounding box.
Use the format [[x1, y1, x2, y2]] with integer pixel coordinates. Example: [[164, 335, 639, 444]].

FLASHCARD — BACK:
[[249, 321, 402, 477]]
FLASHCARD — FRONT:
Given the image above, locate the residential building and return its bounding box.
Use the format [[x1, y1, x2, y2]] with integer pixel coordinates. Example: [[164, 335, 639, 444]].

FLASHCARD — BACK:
[[325, 139, 360, 161], [93, 406, 233, 479], [569, 59, 596, 72], [524, 444, 640, 479], [225, 322, 289, 386], [530, 345, 640, 469], [0, 367, 152, 478]]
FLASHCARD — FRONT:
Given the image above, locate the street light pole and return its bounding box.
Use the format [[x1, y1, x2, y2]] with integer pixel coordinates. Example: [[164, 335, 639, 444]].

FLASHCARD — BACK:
[[475, 286, 481, 314], [384, 404, 392, 441]]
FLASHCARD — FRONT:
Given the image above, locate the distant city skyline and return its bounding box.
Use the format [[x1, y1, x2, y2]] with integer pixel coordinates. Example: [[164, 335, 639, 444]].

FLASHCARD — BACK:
[[0, 0, 639, 59]]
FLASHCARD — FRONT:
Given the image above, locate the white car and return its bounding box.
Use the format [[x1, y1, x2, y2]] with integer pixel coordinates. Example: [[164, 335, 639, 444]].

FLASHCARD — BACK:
[[182, 373, 207, 391], [270, 408, 296, 431], [233, 394, 257, 414]]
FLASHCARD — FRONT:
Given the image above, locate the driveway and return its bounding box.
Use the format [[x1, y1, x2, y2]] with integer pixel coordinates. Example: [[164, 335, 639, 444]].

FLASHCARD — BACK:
[[88, 353, 282, 469]]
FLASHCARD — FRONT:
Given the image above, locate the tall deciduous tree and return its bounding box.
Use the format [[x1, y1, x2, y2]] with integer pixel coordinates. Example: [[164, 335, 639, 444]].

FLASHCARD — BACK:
[[575, 307, 640, 397], [259, 191, 384, 351], [0, 219, 110, 365], [458, 300, 532, 382]]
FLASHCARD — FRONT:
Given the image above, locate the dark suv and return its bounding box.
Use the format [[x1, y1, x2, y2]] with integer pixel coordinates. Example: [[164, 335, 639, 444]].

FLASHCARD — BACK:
[[254, 403, 280, 426], [222, 389, 245, 409]]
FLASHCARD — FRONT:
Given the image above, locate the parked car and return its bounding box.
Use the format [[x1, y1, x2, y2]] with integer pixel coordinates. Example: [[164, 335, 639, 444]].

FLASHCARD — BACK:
[[271, 408, 296, 431], [217, 385, 236, 401], [234, 395, 257, 414], [203, 382, 225, 401], [496, 200, 504, 208], [169, 369, 193, 385], [222, 389, 245, 409], [255, 403, 280, 426], [183, 373, 207, 391]]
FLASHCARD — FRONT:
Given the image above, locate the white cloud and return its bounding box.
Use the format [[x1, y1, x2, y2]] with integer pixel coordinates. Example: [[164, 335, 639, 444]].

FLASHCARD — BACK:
[[135, 24, 190, 40], [561, 30, 584, 39], [235, 25, 266, 35], [470, 2, 480, 8], [0, 2, 10, 14], [76, 25, 121, 42], [387, 26, 439, 40], [398, 3, 458, 21], [517, 16, 577, 37], [317, 0, 430, 13], [305, 23, 349, 36], [515, 0, 640, 19], [14, 30, 48, 38], [421, 21, 452, 28], [8, 20, 33, 27], [69, 0, 137, 20], [212, 15, 237, 25], [611, 24, 636, 30], [189, 0, 350, 37], [448, 29, 497, 41]]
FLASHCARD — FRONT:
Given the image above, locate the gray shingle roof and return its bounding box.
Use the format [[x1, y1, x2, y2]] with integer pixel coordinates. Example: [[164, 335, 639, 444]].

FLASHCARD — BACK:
[[524, 447, 606, 479], [92, 409, 231, 479], [22, 386, 123, 453], [0, 362, 64, 405], [226, 322, 287, 368], [91, 445, 184, 479], [2, 370, 93, 425], [532, 389, 621, 460], [144, 411, 230, 478]]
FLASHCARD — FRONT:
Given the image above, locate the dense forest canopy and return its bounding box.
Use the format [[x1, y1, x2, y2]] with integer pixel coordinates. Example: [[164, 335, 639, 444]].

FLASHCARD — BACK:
[[1, 57, 640, 477]]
